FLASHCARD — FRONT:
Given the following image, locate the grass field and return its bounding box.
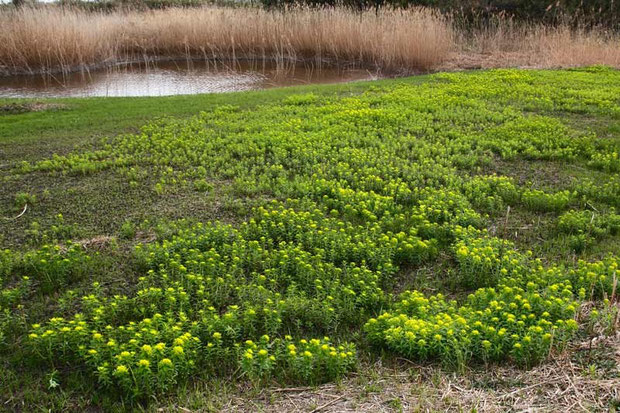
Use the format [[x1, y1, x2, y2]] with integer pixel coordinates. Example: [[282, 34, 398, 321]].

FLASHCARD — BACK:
[[1, 68, 619, 411]]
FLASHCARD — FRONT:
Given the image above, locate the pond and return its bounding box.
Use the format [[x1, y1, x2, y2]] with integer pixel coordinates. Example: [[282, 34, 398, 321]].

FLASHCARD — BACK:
[[0, 60, 377, 98]]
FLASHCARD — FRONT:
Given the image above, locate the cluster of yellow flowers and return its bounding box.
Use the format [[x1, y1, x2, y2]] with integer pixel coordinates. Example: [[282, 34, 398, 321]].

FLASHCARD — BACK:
[[29, 313, 201, 395], [241, 335, 356, 384], [365, 229, 604, 367]]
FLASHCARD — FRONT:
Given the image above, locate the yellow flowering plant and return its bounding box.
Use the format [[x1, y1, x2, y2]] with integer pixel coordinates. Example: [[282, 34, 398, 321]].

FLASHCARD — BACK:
[[10, 68, 620, 402]]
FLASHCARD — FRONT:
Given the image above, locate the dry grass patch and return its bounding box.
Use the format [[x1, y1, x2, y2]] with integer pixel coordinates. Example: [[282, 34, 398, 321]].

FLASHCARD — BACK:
[[221, 334, 619, 412]]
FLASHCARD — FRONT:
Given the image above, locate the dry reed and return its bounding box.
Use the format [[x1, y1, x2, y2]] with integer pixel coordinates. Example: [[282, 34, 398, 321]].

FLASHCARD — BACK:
[[0, 6, 618, 76], [447, 19, 620, 70], [0, 6, 453, 75]]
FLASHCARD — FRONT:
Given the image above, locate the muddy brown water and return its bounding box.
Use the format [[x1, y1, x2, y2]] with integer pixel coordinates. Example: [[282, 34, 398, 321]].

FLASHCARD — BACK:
[[0, 60, 378, 98]]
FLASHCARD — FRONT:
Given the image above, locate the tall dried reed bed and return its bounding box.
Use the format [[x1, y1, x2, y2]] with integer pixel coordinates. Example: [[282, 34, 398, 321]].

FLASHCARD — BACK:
[[0, 8, 122, 75], [1, 6, 618, 76], [449, 21, 620, 70], [0, 6, 453, 75]]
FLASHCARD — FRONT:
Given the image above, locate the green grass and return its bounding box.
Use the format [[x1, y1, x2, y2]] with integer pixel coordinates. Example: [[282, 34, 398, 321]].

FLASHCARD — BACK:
[[1, 68, 619, 411], [0, 78, 418, 162]]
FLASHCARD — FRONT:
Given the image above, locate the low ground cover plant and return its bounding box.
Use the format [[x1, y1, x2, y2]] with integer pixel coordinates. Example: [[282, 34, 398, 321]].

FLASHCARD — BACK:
[[1, 68, 619, 407]]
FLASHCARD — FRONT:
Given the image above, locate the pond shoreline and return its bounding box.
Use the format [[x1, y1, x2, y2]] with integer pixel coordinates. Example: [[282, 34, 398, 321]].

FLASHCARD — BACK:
[[0, 55, 400, 78], [0, 58, 383, 98]]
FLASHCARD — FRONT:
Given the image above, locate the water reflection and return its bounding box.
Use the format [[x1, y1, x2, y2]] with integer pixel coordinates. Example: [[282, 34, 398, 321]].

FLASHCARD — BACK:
[[0, 60, 376, 98]]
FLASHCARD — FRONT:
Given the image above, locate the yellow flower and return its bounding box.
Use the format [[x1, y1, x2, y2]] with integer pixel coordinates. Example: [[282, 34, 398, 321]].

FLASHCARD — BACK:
[[159, 358, 173, 367], [115, 365, 128, 374], [138, 359, 150, 368], [173, 346, 184, 356]]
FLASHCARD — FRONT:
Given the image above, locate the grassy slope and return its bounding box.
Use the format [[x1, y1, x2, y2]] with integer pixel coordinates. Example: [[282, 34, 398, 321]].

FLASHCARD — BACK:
[[1, 70, 619, 412]]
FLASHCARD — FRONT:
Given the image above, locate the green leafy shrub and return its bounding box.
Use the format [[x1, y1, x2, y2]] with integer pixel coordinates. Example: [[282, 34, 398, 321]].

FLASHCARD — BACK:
[[522, 189, 573, 213], [21, 243, 94, 293], [557, 209, 620, 253], [14, 192, 36, 210], [120, 221, 137, 240], [0, 249, 15, 285], [240, 336, 356, 384], [588, 152, 620, 173]]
